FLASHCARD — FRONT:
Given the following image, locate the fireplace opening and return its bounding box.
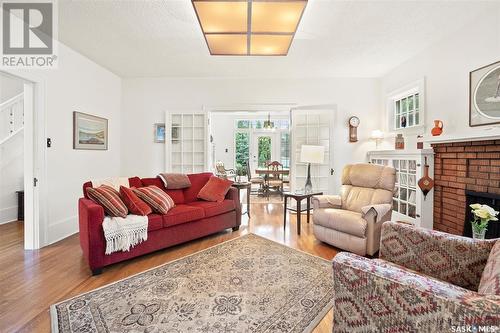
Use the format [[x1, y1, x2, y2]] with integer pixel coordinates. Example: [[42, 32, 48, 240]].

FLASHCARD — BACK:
[[464, 190, 500, 239]]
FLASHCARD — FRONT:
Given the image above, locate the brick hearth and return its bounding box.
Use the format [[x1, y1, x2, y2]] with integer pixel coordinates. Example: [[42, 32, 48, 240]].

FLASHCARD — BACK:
[[431, 139, 500, 235]]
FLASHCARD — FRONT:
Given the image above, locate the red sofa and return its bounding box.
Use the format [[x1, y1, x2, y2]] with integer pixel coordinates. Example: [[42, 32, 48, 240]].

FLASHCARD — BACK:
[[78, 172, 241, 275]]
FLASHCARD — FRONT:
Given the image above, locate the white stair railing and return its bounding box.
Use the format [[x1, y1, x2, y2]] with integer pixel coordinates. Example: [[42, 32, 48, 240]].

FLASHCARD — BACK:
[[0, 93, 24, 145]]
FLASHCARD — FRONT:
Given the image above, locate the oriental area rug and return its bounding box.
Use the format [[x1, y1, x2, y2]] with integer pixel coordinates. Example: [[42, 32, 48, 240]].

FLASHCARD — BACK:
[[51, 234, 334, 332]]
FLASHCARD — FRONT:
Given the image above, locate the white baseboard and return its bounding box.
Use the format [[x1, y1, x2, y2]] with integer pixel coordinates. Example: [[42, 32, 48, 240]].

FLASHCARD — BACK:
[[47, 215, 79, 245], [0, 205, 18, 224]]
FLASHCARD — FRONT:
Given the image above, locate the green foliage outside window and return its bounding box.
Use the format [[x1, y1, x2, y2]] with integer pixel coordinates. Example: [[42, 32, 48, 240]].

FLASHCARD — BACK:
[[235, 132, 249, 175], [258, 136, 271, 167]]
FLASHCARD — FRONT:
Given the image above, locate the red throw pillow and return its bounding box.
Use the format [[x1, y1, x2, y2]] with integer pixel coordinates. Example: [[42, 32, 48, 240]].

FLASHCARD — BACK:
[[133, 186, 175, 214], [197, 176, 233, 203], [120, 186, 152, 216], [86, 185, 128, 218]]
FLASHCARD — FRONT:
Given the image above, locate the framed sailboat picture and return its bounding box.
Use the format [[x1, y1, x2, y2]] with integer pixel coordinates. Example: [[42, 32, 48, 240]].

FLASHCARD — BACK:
[[73, 111, 108, 150], [470, 60, 500, 127]]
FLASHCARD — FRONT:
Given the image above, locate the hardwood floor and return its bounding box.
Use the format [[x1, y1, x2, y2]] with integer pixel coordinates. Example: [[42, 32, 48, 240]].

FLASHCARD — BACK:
[[0, 203, 339, 333]]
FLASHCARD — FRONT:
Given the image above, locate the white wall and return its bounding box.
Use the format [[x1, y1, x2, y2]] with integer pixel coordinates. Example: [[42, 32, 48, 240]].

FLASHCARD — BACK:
[[121, 77, 381, 191], [379, 5, 500, 149], [0, 129, 23, 224], [0, 75, 23, 103], [0, 75, 25, 224], [5, 43, 122, 245]]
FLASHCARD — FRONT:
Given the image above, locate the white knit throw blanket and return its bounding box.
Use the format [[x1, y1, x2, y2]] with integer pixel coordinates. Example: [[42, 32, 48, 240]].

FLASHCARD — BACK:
[[102, 215, 148, 255]]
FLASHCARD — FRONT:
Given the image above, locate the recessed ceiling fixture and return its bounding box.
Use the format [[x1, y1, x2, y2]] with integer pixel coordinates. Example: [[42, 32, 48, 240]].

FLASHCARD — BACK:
[[191, 0, 307, 56]]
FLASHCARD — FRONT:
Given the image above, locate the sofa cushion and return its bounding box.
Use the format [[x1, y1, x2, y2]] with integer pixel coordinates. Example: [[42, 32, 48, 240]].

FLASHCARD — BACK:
[[187, 200, 235, 218], [183, 172, 213, 203], [314, 208, 367, 238], [163, 205, 205, 228], [120, 186, 152, 216], [197, 176, 233, 203], [158, 173, 191, 189], [147, 214, 163, 232], [83, 177, 142, 199], [141, 177, 185, 204], [86, 185, 128, 218], [479, 240, 500, 295], [134, 186, 175, 214]]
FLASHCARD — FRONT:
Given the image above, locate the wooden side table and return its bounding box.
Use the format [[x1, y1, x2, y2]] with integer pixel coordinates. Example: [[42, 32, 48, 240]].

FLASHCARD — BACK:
[[232, 182, 251, 218], [283, 191, 323, 235]]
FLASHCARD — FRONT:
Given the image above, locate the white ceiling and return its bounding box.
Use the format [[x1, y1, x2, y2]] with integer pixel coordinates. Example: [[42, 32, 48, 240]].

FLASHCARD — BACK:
[[58, 0, 495, 78]]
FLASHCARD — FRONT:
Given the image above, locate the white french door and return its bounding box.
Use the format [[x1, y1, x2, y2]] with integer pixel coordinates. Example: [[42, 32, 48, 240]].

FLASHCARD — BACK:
[[290, 106, 335, 194]]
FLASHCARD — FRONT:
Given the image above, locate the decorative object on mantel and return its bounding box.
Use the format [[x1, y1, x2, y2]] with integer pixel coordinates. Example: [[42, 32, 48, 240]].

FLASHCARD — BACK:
[[348, 116, 360, 142], [470, 60, 500, 127], [431, 119, 443, 136], [154, 123, 165, 143], [417, 157, 434, 200], [469, 204, 499, 239], [416, 135, 424, 149], [395, 133, 404, 149], [370, 129, 384, 149], [73, 111, 108, 150]]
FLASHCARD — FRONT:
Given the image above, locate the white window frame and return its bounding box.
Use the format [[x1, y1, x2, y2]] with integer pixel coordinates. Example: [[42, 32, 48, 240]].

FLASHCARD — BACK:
[[386, 78, 425, 134]]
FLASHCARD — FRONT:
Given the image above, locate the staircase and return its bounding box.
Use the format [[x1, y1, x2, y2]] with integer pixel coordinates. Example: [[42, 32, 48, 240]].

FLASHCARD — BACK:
[[0, 93, 24, 145]]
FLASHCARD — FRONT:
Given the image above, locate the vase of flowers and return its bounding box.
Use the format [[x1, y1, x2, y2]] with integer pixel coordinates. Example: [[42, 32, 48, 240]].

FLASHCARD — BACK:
[[469, 204, 499, 240]]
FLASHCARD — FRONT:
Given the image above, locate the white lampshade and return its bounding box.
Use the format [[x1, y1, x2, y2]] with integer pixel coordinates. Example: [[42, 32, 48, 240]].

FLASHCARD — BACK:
[[300, 145, 325, 164], [371, 130, 384, 139]]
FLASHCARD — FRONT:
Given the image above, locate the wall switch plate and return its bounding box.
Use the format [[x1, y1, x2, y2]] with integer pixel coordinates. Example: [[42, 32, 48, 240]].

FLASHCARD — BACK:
[[47, 138, 51, 147]]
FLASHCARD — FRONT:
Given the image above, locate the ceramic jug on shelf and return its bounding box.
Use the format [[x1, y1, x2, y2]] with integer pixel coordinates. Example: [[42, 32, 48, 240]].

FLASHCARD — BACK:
[[431, 120, 443, 136]]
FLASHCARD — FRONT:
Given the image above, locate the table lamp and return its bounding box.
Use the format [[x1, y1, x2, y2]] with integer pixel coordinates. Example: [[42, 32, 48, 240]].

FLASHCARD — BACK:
[[300, 145, 325, 193]]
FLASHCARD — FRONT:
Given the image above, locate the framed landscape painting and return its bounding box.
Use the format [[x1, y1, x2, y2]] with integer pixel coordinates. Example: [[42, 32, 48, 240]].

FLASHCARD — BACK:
[[73, 111, 108, 150], [470, 60, 500, 127]]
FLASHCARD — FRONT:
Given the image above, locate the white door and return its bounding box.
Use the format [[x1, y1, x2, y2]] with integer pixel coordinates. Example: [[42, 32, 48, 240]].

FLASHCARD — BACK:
[[290, 106, 335, 194], [250, 132, 278, 171]]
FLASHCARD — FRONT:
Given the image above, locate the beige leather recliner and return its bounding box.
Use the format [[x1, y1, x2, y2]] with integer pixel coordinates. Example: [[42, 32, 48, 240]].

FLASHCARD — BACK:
[[312, 163, 396, 256]]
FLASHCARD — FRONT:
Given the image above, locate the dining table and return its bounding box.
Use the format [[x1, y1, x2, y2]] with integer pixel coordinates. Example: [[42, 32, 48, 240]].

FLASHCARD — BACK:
[[254, 168, 290, 176]]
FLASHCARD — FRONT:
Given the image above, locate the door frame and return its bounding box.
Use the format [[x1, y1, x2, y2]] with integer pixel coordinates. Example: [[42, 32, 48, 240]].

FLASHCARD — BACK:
[[205, 103, 296, 171], [1, 70, 47, 250]]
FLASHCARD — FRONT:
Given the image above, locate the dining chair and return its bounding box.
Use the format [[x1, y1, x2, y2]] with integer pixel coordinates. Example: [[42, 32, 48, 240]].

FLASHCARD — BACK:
[[214, 161, 236, 180], [266, 161, 284, 199], [245, 161, 264, 194]]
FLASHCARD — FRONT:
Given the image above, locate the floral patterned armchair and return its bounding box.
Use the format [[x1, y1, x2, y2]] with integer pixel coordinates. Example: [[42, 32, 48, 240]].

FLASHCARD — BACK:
[[332, 221, 500, 332]]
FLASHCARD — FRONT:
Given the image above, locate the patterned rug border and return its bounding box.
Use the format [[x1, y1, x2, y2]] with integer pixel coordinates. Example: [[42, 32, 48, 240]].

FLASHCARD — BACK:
[[50, 233, 333, 333]]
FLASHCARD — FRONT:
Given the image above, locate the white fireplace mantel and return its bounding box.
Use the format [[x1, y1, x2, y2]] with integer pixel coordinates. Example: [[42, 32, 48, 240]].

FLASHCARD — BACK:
[[423, 128, 500, 144]]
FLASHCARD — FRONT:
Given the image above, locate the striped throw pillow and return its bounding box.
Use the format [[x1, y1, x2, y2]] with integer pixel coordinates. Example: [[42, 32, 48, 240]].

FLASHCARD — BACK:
[[133, 185, 175, 214], [86, 185, 128, 218]]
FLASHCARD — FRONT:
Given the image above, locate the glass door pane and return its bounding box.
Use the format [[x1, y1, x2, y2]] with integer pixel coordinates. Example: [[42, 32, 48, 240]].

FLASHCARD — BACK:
[[257, 136, 272, 168]]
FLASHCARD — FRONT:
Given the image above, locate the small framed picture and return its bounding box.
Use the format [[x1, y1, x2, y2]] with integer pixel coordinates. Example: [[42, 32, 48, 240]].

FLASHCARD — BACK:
[[73, 111, 108, 150], [154, 123, 165, 143], [470, 60, 500, 127]]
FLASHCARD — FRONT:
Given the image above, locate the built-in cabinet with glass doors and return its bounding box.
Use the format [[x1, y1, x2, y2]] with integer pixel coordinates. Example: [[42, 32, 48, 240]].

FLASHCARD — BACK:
[[368, 149, 434, 229]]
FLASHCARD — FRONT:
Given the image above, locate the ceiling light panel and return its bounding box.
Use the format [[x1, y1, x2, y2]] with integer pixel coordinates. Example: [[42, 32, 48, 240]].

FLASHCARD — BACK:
[[206, 34, 248, 55], [192, 0, 307, 56], [251, 35, 293, 56], [193, 1, 248, 33], [251, 2, 306, 33]]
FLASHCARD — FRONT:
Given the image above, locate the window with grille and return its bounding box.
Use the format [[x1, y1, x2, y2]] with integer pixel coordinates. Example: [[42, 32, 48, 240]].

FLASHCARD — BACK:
[[387, 79, 424, 132]]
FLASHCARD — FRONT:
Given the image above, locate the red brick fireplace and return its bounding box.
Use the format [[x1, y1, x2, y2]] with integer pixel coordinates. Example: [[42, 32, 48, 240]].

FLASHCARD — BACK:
[[431, 139, 500, 236]]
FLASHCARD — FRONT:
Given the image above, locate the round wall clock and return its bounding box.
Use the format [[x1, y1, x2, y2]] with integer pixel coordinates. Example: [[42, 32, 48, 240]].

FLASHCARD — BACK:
[[348, 116, 360, 142]]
